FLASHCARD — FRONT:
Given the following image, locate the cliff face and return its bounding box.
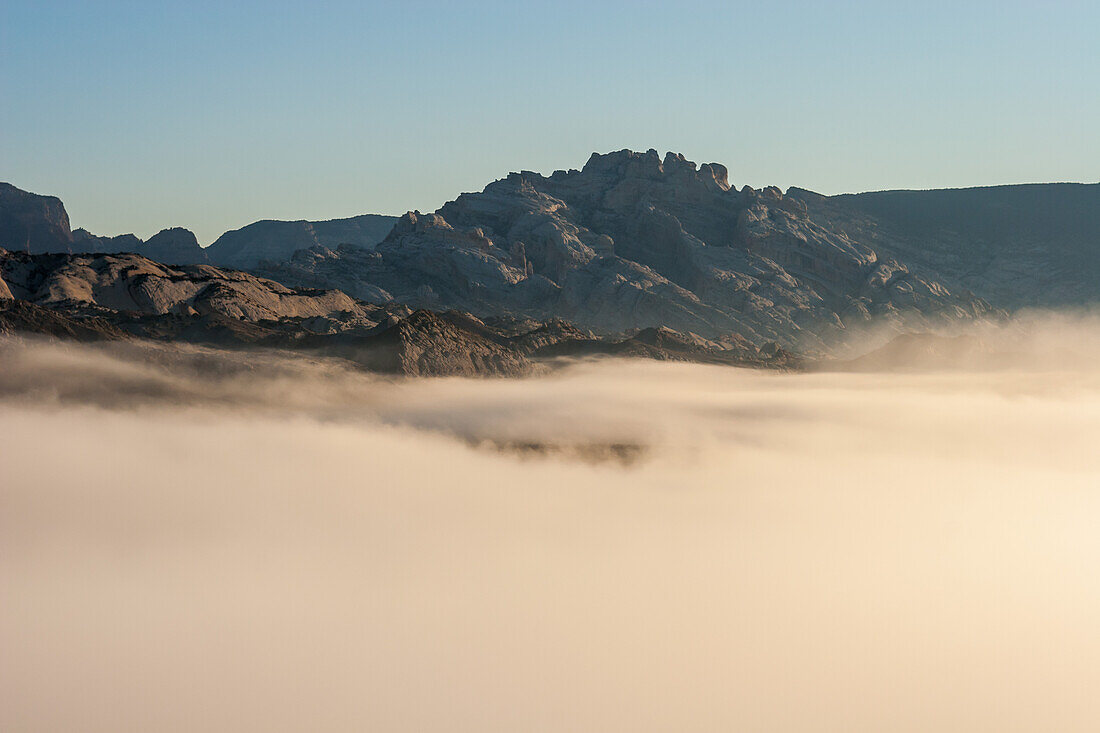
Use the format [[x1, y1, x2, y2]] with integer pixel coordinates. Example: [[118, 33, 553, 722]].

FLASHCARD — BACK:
[[260, 150, 993, 348], [0, 183, 73, 253], [0, 183, 209, 264]]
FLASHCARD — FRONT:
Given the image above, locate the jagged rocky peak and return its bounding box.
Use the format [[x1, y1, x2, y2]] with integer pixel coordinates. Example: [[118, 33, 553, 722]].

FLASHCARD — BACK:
[[581, 148, 664, 179], [576, 149, 733, 192], [480, 150, 735, 201], [393, 210, 453, 234]]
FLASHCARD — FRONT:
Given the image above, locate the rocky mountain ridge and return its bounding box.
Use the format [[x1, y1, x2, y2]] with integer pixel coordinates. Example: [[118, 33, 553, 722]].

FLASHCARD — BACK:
[[0, 248, 792, 376], [6, 151, 1098, 359], [0, 182, 397, 269], [258, 150, 995, 349]]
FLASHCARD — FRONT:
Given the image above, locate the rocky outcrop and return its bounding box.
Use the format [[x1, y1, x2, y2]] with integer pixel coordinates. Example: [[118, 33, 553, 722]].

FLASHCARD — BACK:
[[0, 183, 73, 253], [349, 310, 530, 377], [141, 227, 208, 265], [205, 214, 398, 270], [258, 150, 994, 350]]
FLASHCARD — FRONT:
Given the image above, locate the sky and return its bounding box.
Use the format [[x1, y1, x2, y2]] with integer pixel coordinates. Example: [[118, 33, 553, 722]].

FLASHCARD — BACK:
[[2, 0, 1098, 244]]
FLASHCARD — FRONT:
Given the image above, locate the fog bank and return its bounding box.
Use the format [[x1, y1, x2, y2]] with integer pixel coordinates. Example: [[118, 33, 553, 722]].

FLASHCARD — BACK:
[[3, 332, 1100, 732]]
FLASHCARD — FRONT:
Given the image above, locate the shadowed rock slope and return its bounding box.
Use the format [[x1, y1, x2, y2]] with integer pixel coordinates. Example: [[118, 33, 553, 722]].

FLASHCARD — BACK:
[[789, 182, 1100, 310]]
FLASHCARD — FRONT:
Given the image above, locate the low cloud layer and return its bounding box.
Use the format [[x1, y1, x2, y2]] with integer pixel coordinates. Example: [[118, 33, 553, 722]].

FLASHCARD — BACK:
[[3, 322, 1100, 732]]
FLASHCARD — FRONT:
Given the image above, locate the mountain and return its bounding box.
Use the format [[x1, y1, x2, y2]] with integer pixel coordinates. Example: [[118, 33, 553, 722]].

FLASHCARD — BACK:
[[0, 183, 396, 269], [204, 214, 399, 269], [0, 183, 209, 264], [0, 249, 790, 376], [8, 154, 1099, 357], [0, 182, 74, 253], [790, 182, 1100, 309], [138, 227, 208, 265], [257, 150, 995, 350]]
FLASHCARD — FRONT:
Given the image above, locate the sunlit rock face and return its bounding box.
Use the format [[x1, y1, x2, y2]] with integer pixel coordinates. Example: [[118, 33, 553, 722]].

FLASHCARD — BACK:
[[257, 150, 994, 349]]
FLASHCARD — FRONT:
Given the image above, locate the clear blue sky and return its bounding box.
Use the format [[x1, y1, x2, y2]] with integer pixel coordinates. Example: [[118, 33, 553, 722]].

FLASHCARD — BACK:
[[2, 0, 1097, 243]]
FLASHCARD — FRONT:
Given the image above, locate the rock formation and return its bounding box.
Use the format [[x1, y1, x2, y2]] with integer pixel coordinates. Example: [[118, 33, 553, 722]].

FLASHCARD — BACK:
[[140, 227, 208, 265], [10, 153, 1099, 358], [258, 150, 996, 350], [0, 182, 73, 253]]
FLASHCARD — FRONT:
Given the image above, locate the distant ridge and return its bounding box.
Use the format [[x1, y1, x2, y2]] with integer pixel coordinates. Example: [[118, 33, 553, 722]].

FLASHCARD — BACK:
[[5, 152, 1100, 351], [789, 181, 1100, 308], [203, 213, 398, 269], [0, 182, 396, 269]]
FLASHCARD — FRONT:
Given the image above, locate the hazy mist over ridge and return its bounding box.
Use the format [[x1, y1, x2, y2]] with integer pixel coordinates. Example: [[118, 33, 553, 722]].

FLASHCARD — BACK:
[[4, 312, 1100, 732]]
